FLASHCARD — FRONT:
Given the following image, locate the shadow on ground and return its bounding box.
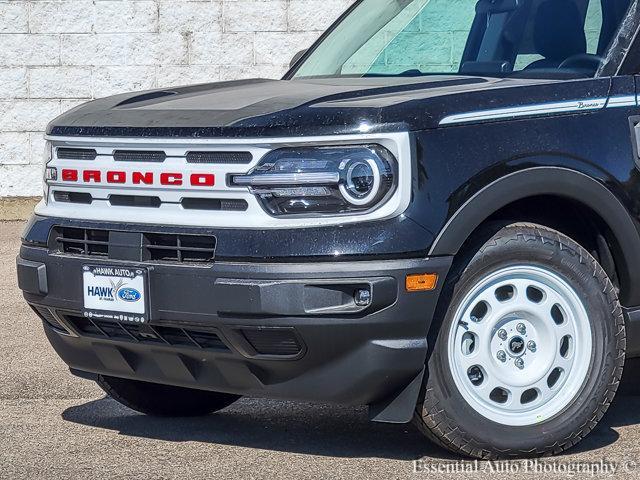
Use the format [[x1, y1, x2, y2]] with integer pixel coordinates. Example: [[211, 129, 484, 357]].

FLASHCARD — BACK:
[[62, 394, 639, 459], [63, 396, 453, 461], [61, 362, 640, 461]]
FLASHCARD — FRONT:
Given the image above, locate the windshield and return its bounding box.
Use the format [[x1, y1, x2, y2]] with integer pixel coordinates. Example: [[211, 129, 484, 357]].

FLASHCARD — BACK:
[[290, 0, 632, 79]]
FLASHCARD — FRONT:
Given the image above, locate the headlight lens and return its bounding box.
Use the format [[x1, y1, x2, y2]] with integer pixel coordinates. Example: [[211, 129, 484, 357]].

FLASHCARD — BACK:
[[341, 159, 379, 205], [231, 145, 397, 217]]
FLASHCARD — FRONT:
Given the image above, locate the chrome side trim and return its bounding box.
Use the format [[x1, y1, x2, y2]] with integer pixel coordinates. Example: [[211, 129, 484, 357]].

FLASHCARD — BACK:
[[439, 95, 637, 126], [233, 172, 340, 186], [606, 94, 638, 108]]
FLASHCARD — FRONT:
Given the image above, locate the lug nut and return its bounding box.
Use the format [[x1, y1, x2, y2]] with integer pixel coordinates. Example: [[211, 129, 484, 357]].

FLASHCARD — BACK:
[[527, 340, 537, 352], [498, 329, 507, 340], [496, 350, 507, 362], [516, 323, 526, 335], [514, 358, 524, 369]]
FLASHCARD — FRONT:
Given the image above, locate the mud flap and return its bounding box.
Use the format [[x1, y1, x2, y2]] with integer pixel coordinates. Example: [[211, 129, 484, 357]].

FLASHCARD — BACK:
[[368, 366, 425, 424]]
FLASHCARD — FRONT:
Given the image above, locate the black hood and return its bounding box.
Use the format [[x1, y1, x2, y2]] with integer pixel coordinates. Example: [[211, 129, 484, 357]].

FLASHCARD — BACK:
[[47, 76, 563, 138]]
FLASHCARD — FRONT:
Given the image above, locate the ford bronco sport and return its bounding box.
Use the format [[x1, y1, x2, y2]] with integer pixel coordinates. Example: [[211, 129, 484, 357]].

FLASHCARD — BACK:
[[16, 0, 640, 459]]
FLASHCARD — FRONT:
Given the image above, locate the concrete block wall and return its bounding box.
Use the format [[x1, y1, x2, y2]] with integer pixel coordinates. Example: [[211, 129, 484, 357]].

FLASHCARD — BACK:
[[0, 0, 353, 197]]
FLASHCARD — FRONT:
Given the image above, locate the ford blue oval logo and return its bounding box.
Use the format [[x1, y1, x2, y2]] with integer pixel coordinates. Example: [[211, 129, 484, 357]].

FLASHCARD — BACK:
[[118, 288, 141, 302]]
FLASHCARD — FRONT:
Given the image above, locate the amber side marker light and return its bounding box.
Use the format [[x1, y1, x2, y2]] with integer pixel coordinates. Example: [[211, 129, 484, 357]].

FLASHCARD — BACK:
[[406, 273, 438, 292]]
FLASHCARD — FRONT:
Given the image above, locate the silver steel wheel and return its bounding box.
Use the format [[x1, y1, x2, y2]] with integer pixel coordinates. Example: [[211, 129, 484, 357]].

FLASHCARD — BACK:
[[447, 265, 593, 426]]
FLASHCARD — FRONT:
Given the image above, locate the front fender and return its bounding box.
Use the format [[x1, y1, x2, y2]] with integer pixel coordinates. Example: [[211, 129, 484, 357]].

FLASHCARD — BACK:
[[428, 166, 640, 306]]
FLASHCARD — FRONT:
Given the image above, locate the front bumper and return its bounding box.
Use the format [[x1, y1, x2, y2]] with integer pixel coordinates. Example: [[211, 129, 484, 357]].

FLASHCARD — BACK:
[[17, 219, 452, 412]]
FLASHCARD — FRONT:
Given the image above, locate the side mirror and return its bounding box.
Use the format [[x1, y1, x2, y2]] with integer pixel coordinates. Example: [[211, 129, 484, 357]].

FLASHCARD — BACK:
[[290, 49, 308, 69]]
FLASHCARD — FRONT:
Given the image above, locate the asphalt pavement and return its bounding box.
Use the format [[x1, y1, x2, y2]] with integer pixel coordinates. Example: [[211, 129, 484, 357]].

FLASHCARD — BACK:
[[3, 220, 640, 479]]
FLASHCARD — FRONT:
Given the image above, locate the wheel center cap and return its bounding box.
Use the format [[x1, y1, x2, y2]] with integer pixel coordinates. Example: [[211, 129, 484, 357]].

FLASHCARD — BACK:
[[508, 336, 526, 355]]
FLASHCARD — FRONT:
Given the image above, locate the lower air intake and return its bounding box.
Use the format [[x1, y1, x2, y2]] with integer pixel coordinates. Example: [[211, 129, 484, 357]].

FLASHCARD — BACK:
[[241, 328, 303, 356], [32, 306, 67, 332], [65, 315, 229, 351], [143, 233, 216, 263]]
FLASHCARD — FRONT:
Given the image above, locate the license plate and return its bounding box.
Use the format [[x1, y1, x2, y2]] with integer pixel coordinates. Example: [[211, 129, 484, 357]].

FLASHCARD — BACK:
[[82, 265, 147, 323]]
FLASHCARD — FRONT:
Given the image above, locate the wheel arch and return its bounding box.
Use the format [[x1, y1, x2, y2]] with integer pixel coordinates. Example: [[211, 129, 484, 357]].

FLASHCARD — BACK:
[[428, 167, 640, 307]]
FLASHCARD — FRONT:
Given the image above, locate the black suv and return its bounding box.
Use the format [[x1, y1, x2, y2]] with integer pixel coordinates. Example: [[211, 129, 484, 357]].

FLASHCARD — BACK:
[[17, 0, 640, 459]]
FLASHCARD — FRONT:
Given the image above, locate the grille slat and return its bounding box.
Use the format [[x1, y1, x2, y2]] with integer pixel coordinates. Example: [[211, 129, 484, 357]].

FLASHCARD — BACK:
[[109, 195, 162, 208], [117, 324, 141, 342], [56, 148, 97, 160], [65, 315, 229, 351], [181, 198, 248, 211], [53, 191, 93, 204], [54, 237, 109, 246], [113, 150, 167, 162], [148, 325, 173, 345], [186, 151, 252, 164]]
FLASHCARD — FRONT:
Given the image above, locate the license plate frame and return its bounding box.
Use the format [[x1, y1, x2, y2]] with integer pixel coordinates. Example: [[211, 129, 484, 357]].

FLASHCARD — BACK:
[[82, 265, 148, 324]]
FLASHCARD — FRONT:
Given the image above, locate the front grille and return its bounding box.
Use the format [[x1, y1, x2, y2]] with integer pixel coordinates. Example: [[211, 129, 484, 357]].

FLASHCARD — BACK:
[[109, 195, 161, 208], [46, 135, 403, 229], [181, 198, 248, 211], [144, 233, 216, 263], [54, 191, 93, 204], [54, 227, 109, 257], [186, 151, 252, 164], [56, 147, 97, 160], [50, 227, 217, 264], [113, 150, 166, 162], [46, 140, 265, 228], [241, 328, 303, 356], [65, 315, 229, 351]]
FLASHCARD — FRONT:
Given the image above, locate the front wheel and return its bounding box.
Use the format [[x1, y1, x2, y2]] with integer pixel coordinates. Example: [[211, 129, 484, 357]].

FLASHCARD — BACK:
[[97, 375, 241, 417], [414, 223, 625, 459]]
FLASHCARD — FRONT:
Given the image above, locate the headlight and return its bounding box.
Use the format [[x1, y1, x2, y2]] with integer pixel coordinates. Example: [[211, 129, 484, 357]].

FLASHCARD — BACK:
[[231, 145, 397, 217], [42, 140, 55, 204]]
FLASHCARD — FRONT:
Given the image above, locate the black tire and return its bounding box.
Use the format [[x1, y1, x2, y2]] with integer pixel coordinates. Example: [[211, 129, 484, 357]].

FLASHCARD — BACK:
[[97, 375, 241, 417], [413, 223, 625, 459]]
